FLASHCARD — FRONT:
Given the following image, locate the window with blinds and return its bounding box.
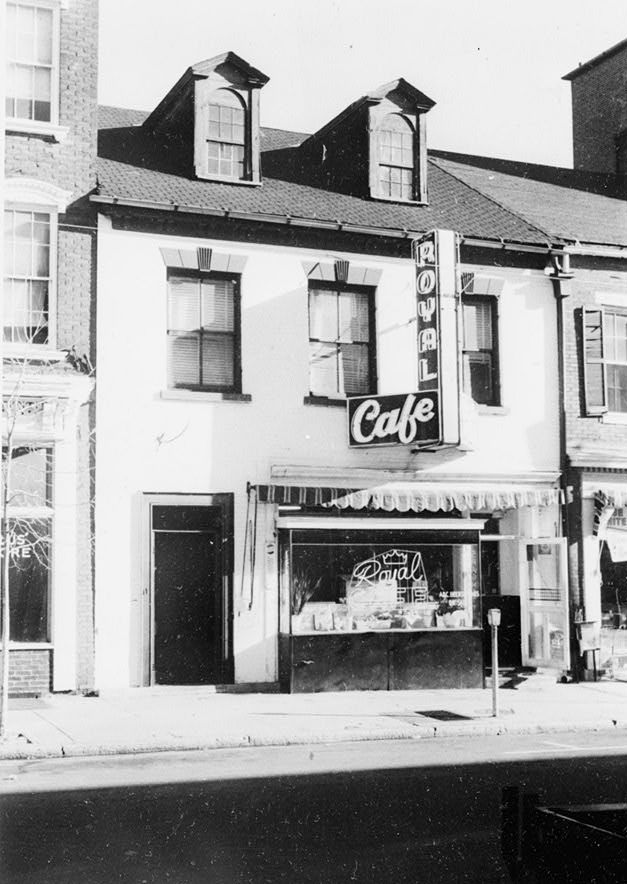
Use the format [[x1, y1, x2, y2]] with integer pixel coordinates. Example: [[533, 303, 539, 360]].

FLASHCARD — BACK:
[[167, 272, 239, 391], [308, 285, 374, 398], [462, 297, 499, 406]]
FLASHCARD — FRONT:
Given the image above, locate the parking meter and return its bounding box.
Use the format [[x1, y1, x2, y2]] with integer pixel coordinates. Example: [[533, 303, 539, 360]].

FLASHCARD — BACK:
[[488, 608, 501, 716]]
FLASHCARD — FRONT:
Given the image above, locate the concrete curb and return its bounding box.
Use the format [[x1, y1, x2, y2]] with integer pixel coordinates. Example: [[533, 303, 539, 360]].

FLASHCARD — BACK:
[[1, 717, 627, 761]]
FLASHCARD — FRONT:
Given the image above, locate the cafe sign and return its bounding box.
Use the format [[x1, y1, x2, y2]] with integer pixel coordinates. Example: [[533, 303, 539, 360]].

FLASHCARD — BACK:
[[347, 229, 459, 449], [348, 391, 439, 448]]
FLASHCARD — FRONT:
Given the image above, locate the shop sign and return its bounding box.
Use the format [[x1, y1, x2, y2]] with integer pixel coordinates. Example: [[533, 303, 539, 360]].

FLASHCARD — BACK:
[[606, 508, 627, 561], [347, 549, 429, 616], [415, 231, 441, 396], [347, 391, 440, 448]]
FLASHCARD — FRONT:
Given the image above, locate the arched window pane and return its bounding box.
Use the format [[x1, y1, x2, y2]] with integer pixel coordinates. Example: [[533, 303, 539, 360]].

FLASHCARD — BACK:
[[378, 114, 415, 200], [206, 89, 246, 179]]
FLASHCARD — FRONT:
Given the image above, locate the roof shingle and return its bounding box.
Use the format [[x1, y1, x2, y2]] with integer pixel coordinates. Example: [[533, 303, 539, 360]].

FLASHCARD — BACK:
[[95, 105, 626, 249]]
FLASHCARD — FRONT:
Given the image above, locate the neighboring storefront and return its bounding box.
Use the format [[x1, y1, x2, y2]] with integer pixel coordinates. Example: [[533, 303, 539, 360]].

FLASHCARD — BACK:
[[2, 367, 93, 694], [577, 473, 627, 680]]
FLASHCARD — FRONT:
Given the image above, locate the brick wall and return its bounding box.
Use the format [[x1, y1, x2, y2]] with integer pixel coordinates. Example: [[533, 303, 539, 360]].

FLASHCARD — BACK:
[[4, 0, 99, 694], [8, 650, 52, 697], [5, 0, 99, 193], [562, 263, 627, 449], [569, 46, 627, 173]]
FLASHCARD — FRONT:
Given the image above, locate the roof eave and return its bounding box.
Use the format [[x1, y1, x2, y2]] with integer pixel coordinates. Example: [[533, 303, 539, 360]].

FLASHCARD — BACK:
[[90, 192, 555, 251], [563, 36, 627, 81]]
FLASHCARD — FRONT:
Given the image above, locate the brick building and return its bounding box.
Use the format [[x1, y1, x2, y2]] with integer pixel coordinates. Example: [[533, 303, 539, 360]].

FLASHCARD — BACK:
[[563, 37, 627, 175], [3, 0, 98, 695]]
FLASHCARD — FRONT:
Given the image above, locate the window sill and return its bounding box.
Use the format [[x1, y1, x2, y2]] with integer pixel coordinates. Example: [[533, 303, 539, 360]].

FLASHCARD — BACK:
[[303, 395, 347, 408], [3, 346, 67, 363], [476, 404, 509, 416], [0, 643, 53, 650], [160, 389, 252, 403], [601, 412, 627, 425], [369, 193, 427, 206], [5, 119, 69, 143], [194, 172, 262, 187]]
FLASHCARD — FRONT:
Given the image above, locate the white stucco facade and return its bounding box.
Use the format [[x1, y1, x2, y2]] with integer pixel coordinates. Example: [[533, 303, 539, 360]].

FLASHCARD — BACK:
[[94, 215, 562, 689]]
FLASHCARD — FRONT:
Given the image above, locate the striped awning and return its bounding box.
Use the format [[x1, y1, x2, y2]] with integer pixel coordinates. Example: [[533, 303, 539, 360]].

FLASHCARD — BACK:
[[252, 481, 561, 513], [593, 488, 627, 536]]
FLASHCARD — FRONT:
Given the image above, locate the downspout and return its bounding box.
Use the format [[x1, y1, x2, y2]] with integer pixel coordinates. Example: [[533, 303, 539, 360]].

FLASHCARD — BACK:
[[548, 251, 581, 678]]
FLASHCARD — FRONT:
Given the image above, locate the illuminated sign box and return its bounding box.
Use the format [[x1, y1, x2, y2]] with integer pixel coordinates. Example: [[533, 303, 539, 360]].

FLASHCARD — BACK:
[[347, 391, 440, 448]]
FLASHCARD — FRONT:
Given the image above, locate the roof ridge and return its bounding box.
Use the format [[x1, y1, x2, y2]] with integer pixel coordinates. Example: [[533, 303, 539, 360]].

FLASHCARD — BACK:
[[430, 148, 622, 187], [428, 155, 554, 244]]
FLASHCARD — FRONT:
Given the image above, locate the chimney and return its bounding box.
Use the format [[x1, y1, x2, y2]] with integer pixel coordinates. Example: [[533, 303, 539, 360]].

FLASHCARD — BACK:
[[563, 38, 627, 174]]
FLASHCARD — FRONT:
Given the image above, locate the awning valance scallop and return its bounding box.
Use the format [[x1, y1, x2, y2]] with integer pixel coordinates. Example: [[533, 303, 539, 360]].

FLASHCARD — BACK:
[[252, 481, 561, 513]]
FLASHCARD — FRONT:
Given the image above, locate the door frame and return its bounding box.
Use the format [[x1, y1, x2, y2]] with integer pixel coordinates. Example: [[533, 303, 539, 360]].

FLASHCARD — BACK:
[[518, 537, 570, 670], [140, 493, 234, 687]]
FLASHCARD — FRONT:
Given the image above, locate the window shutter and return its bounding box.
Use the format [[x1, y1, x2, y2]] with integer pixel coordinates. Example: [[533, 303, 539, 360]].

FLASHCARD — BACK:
[[582, 307, 607, 415]]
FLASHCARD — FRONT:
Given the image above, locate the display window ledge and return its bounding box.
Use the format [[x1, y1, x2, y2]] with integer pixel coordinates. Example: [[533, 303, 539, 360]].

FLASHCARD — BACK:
[[291, 627, 480, 636]]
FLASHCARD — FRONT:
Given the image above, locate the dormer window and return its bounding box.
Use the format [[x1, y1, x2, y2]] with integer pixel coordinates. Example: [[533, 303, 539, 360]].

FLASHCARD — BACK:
[[143, 52, 269, 186], [301, 78, 433, 204], [377, 114, 415, 201], [207, 89, 246, 180]]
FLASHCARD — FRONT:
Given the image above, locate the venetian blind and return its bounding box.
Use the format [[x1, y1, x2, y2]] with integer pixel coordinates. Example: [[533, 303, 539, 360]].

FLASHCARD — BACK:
[[168, 274, 237, 389], [463, 301, 492, 351]]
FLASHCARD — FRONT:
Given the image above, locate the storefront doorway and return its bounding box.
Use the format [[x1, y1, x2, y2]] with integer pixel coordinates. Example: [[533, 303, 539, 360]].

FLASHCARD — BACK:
[[144, 496, 233, 686], [520, 539, 569, 669]]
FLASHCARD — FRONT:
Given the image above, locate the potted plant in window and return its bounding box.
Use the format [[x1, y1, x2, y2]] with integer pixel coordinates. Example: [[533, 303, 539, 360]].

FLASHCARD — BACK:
[[291, 569, 323, 632], [435, 593, 466, 628]]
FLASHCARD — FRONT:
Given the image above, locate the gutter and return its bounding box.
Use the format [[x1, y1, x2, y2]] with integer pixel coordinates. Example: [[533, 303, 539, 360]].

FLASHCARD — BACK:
[[90, 193, 554, 251], [90, 194, 627, 260]]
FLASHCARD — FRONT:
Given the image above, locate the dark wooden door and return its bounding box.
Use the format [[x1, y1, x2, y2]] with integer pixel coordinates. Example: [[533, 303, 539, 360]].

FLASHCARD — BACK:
[[153, 511, 222, 685]]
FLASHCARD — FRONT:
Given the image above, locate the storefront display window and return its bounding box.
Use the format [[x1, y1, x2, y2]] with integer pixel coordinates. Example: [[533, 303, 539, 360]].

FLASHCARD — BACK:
[[599, 539, 627, 679], [287, 532, 480, 634], [1, 446, 52, 642]]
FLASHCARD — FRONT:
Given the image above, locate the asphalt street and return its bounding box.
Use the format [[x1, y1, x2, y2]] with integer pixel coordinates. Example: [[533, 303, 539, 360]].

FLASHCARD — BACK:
[[1, 731, 626, 883]]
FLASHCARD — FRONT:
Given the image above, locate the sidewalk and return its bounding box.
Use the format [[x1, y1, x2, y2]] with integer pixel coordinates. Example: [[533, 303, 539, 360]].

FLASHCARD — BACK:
[[2, 675, 627, 760]]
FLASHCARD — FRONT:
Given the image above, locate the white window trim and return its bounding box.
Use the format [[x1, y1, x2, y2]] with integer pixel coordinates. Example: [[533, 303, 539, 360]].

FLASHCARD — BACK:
[[5, 0, 64, 135], [4, 179, 69, 353], [601, 412, 627, 425], [595, 297, 627, 418], [6, 119, 69, 142]]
